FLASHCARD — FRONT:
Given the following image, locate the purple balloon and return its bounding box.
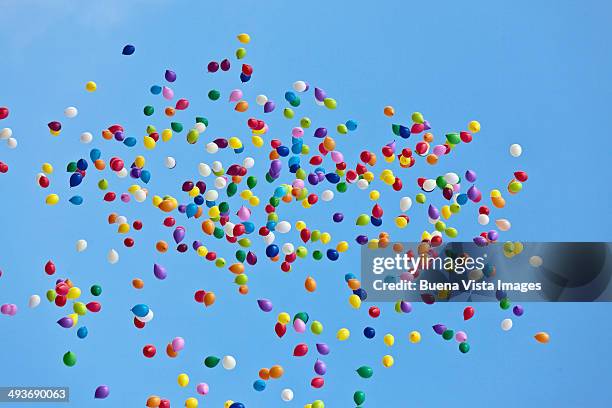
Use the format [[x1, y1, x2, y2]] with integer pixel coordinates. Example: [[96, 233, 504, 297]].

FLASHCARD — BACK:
[[423, 120, 431, 130], [428, 204, 439, 219], [153, 263, 167, 280], [94, 385, 109, 399], [355, 235, 369, 245], [0, 304, 10, 315], [316, 343, 330, 355], [314, 359, 327, 375], [57, 317, 74, 328], [513, 305, 524, 316], [487, 230, 499, 241], [314, 87, 326, 102], [467, 185, 480, 201], [270, 160, 282, 173], [473, 236, 488, 247], [432, 324, 446, 335], [257, 299, 273, 312], [465, 170, 477, 183], [165, 70, 176, 82], [173, 227, 185, 244], [400, 301, 412, 313], [263, 101, 276, 113], [314, 127, 327, 138]]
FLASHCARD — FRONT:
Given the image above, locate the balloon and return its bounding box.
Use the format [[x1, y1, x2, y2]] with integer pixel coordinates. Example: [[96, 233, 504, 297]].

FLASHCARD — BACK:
[[153, 263, 167, 280], [510, 143, 522, 157], [383, 334, 395, 347], [222, 355, 237, 370], [196, 383, 209, 395], [64, 106, 78, 118], [463, 306, 475, 320], [409, 331, 421, 343], [186, 397, 199, 408], [204, 356, 220, 368], [76, 239, 87, 252], [253, 379, 266, 391], [257, 299, 273, 312], [94, 385, 109, 399], [513, 305, 524, 316], [501, 318, 513, 331], [356, 366, 373, 378], [293, 344, 308, 357], [281, 388, 294, 402], [131, 304, 150, 317], [382, 355, 394, 368], [316, 343, 330, 355], [534, 332, 550, 343], [455, 331, 468, 342], [172, 337, 185, 352], [63, 351, 77, 366], [28, 295, 41, 308], [336, 328, 350, 341], [178, 373, 189, 387], [459, 342, 470, 353], [107, 249, 119, 264]]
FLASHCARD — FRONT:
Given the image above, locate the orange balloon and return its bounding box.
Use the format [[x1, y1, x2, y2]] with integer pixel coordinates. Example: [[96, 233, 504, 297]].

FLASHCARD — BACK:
[[235, 101, 249, 112], [259, 368, 270, 380], [238, 285, 249, 295], [166, 343, 178, 358], [367, 153, 377, 166], [492, 197, 506, 209], [146, 396, 161, 407], [423, 132, 434, 143], [132, 279, 144, 289], [232, 176, 242, 184], [229, 263, 244, 274], [194, 206, 203, 219], [282, 195, 292, 203], [94, 159, 106, 170], [323, 137, 336, 151], [383, 106, 395, 117], [269, 150, 279, 160], [392, 243, 404, 252], [379, 238, 389, 248], [102, 130, 113, 140], [201, 220, 215, 235], [347, 279, 361, 290], [204, 292, 216, 307], [426, 154, 438, 165], [108, 213, 118, 224], [165, 107, 175, 117], [269, 365, 284, 379], [158, 200, 175, 212], [534, 332, 550, 344], [304, 276, 317, 292], [156, 240, 168, 253], [64, 279, 73, 288]]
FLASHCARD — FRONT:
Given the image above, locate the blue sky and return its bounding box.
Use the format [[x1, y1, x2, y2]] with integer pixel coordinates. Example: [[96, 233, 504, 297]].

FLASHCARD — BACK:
[[1, 0, 611, 407]]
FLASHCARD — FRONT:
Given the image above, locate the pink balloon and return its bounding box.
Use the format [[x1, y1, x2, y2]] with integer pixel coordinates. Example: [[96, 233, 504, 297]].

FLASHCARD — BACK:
[[196, 383, 209, 395], [171, 337, 185, 352], [229, 89, 243, 102], [455, 331, 468, 342], [293, 318, 306, 333], [292, 127, 304, 138], [330, 151, 344, 164], [162, 86, 174, 100]]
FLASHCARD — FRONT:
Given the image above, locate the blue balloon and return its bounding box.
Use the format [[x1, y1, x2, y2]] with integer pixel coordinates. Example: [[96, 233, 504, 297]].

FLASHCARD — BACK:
[[325, 173, 340, 184], [326, 249, 339, 261], [230, 403, 245, 408], [243, 222, 254, 234], [69, 173, 83, 187], [77, 326, 88, 339], [122, 44, 135, 55], [69, 195, 83, 205], [90, 148, 101, 161], [253, 380, 266, 391], [363, 326, 376, 339], [194, 195, 204, 205], [240, 73, 251, 83], [276, 146, 290, 157], [131, 304, 149, 317], [346, 119, 358, 131], [150, 85, 162, 95], [353, 288, 367, 300], [186, 203, 198, 218], [77, 159, 88, 171], [140, 170, 151, 184], [344, 273, 356, 282], [265, 244, 279, 258], [123, 137, 137, 147], [457, 194, 468, 205], [370, 216, 383, 227]]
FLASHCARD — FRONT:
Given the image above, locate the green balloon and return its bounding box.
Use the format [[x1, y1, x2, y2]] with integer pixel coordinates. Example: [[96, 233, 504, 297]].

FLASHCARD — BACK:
[[219, 202, 229, 214], [269, 197, 280, 207], [235, 47, 247, 59], [46, 290, 56, 302], [310, 230, 321, 242], [356, 214, 370, 226], [337, 182, 347, 193], [289, 97, 301, 107], [500, 298, 511, 310], [323, 98, 337, 109], [411, 112, 424, 124], [143, 105, 154, 116], [446, 132, 461, 145], [208, 90, 221, 100], [235, 250, 246, 262], [204, 356, 220, 368], [265, 173, 274, 183], [283, 108, 294, 119], [247, 176, 257, 189], [235, 274, 248, 285], [391, 124, 401, 136], [66, 162, 77, 172], [312, 401, 324, 408], [354, 391, 366, 405], [436, 176, 447, 189], [213, 227, 224, 239], [356, 366, 373, 379], [312, 250, 323, 260], [195, 117, 209, 126], [90, 285, 102, 296], [296, 168, 306, 180], [459, 342, 470, 353], [300, 117, 311, 128], [226, 182, 237, 197], [311, 321, 323, 335], [442, 329, 454, 340], [63, 351, 77, 367], [171, 122, 183, 132], [294, 312, 309, 324], [187, 129, 199, 144]]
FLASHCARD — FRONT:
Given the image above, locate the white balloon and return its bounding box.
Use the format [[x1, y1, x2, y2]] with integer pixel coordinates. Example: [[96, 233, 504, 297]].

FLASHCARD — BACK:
[[321, 190, 334, 202], [116, 168, 128, 178], [281, 388, 294, 402], [495, 218, 511, 231], [276, 221, 291, 234], [165, 156, 176, 169], [28, 295, 41, 308], [529, 256, 543, 267], [211, 161, 223, 173], [214, 176, 227, 189], [80, 131, 93, 143], [243, 157, 255, 169], [222, 355, 236, 370], [293, 81, 307, 92], [194, 122, 207, 133], [422, 179, 436, 192], [116, 216, 127, 225], [263, 232, 275, 245], [198, 163, 211, 177], [282, 243, 294, 255], [224, 222, 235, 237], [357, 179, 369, 189], [137, 309, 154, 323], [205, 142, 219, 153], [431, 231, 442, 238], [107, 249, 119, 264], [76, 239, 88, 252], [255, 95, 268, 106], [510, 144, 522, 157], [64, 106, 78, 118], [0, 128, 12, 140], [7, 138, 17, 149], [134, 189, 147, 202], [501, 318, 513, 331], [400, 197, 412, 212], [205, 190, 218, 201], [443, 172, 460, 185], [477, 214, 490, 225]]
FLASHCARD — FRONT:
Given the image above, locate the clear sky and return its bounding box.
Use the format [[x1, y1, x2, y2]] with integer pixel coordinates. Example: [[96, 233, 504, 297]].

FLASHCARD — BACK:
[[1, 0, 611, 407]]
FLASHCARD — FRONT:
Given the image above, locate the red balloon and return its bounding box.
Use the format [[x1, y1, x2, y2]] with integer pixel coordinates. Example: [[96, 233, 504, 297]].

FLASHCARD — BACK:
[[274, 322, 286, 338], [311, 377, 325, 389], [86, 302, 102, 313], [159, 400, 170, 408], [194, 290, 206, 303], [368, 306, 380, 318], [293, 343, 308, 357], [0, 107, 9, 120], [45, 260, 56, 275], [514, 171, 528, 182], [463, 306, 475, 321], [143, 344, 156, 358], [55, 295, 67, 307], [134, 317, 145, 329], [0, 161, 8, 174]]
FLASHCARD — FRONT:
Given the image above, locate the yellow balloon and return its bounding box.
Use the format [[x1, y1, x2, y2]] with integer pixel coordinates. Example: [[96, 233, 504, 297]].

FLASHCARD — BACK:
[[278, 312, 290, 325], [228, 137, 242, 149], [152, 195, 163, 207], [118, 223, 130, 234], [383, 334, 395, 347], [42, 163, 53, 174], [162, 129, 173, 142], [320, 233, 331, 244], [143, 136, 156, 150], [409, 331, 421, 343], [468, 120, 481, 133], [252, 135, 263, 147], [45, 194, 59, 205], [363, 171, 374, 182], [85, 81, 97, 92], [348, 294, 361, 309], [336, 328, 350, 341], [237, 33, 251, 44], [177, 373, 189, 387], [369, 190, 380, 201], [134, 155, 145, 168], [128, 184, 141, 193], [367, 239, 379, 250], [295, 221, 306, 231], [185, 397, 198, 408], [490, 189, 502, 198], [189, 186, 200, 197], [224, 401, 234, 408], [441, 205, 451, 219], [240, 190, 253, 200], [382, 354, 394, 368], [336, 241, 349, 252], [395, 217, 408, 228], [67, 287, 81, 300], [197, 246, 208, 257], [249, 196, 260, 206], [383, 174, 395, 185]]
